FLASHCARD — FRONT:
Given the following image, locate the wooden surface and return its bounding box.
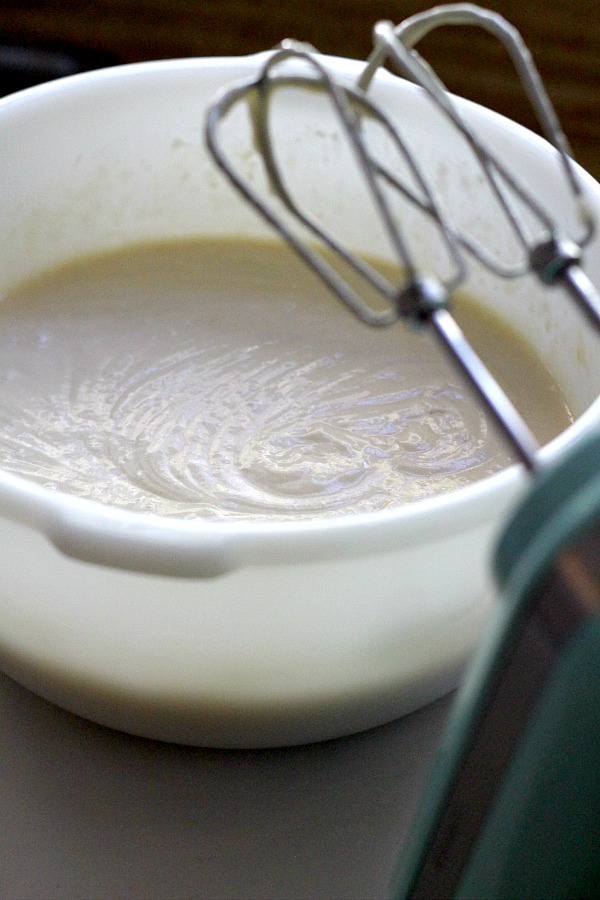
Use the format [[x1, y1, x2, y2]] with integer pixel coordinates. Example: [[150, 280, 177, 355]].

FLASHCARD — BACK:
[[1, 0, 599, 178]]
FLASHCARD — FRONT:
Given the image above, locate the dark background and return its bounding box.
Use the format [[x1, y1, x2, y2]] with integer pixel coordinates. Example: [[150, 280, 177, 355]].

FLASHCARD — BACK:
[[1, 0, 599, 178]]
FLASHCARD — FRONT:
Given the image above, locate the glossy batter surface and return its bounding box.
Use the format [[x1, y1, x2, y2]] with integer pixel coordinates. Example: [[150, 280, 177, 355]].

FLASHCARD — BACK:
[[0, 238, 572, 519]]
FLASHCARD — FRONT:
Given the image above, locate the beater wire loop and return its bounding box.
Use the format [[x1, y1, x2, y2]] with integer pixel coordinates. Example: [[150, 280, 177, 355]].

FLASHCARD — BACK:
[[360, 4, 598, 297], [206, 41, 469, 327]]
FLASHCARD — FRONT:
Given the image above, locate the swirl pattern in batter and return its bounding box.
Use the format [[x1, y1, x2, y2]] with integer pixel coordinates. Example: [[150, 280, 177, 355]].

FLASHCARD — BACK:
[[0, 239, 571, 519]]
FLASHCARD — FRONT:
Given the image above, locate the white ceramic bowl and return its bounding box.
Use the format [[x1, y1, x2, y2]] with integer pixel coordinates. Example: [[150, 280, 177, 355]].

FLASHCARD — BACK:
[[0, 55, 599, 747]]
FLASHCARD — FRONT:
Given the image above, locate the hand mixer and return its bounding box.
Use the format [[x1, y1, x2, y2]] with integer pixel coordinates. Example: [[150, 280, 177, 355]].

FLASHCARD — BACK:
[[205, 5, 600, 896]]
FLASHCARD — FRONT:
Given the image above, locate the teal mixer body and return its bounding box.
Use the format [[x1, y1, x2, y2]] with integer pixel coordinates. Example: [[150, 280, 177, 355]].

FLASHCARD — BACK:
[[395, 430, 600, 898]]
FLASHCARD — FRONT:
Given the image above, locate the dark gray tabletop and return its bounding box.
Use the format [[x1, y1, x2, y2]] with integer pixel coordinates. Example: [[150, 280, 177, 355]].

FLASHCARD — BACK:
[[0, 671, 452, 899]]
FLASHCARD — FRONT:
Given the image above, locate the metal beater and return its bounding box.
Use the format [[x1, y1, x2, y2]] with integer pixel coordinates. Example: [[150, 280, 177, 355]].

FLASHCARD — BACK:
[[206, 6, 600, 897], [206, 3, 600, 473]]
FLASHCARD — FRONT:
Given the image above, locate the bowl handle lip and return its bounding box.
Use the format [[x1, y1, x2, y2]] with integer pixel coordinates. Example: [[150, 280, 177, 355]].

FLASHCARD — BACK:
[[48, 507, 238, 578]]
